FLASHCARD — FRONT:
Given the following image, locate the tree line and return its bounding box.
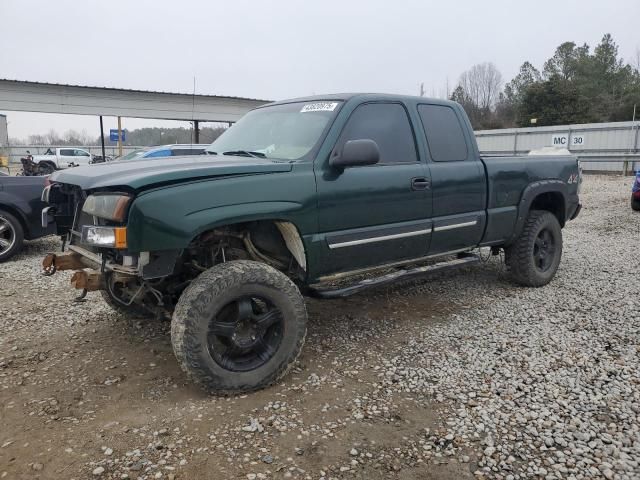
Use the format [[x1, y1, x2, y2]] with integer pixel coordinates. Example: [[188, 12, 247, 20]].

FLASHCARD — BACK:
[[450, 34, 640, 129], [10, 125, 227, 146]]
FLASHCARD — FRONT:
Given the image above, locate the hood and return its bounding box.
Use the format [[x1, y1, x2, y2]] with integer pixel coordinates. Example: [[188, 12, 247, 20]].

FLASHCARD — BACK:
[[49, 155, 293, 190]]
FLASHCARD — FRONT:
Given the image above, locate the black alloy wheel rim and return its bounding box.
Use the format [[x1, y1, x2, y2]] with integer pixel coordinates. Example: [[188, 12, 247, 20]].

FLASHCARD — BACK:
[[533, 228, 556, 272], [207, 296, 284, 372]]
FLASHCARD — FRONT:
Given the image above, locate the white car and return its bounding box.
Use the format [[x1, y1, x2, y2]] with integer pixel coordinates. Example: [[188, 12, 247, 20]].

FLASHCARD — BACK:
[[32, 147, 93, 173]]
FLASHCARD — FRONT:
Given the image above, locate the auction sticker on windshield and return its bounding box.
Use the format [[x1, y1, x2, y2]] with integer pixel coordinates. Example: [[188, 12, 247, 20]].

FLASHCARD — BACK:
[[300, 102, 339, 113]]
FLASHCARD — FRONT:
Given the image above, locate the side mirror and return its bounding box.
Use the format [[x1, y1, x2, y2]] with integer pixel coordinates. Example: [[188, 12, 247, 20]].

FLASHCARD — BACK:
[[330, 139, 380, 169]]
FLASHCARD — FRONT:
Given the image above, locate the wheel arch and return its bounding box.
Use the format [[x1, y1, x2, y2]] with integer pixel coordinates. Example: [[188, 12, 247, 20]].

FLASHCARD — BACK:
[[508, 180, 568, 245], [190, 218, 308, 273]]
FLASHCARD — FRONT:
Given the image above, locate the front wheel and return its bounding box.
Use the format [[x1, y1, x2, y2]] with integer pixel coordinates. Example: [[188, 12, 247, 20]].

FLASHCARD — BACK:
[[171, 260, 307, 395], [505, 210, 563, 287]]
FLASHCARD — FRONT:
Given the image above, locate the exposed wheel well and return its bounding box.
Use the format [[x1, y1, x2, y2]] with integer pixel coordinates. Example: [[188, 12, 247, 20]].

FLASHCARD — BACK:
[[109, 221, 308, 318], [188, 220, 307, 280], [530, 192, 565, 227]]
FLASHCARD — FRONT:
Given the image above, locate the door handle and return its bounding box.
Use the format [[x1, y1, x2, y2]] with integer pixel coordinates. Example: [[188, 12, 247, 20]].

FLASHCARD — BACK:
[[411, 177, 430, 191]]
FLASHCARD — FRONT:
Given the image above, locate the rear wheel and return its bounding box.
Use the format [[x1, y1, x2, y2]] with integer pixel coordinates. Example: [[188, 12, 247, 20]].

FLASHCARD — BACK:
[[37, 162, 56, 175], [171, 260, 307, 394], [0, 210, 24, 262], [505, 210, 563, 287], [631, 195, 640, 211]]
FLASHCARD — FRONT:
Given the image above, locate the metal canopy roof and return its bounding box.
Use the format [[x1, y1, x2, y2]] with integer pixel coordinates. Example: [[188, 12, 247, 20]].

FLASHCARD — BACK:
[[0, 79, 271, 122]]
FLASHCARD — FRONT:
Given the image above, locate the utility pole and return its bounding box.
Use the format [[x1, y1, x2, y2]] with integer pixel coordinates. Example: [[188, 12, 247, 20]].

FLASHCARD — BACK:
[[419, 83, 425, 97], [99, 116, 106, 161], [117, 116, 123, 157]]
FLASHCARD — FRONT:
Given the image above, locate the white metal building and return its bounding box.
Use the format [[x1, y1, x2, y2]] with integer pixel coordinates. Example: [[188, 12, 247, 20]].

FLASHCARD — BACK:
[[476, 121, 640, 173]]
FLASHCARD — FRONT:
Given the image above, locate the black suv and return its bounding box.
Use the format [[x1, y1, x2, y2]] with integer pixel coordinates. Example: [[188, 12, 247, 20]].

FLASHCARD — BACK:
[[0, 172, 55, 261]]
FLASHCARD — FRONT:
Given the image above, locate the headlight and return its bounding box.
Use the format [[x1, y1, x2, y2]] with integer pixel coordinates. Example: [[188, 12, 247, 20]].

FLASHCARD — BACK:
[[81, 226, 127, 248], [82, 194, 131, 222]]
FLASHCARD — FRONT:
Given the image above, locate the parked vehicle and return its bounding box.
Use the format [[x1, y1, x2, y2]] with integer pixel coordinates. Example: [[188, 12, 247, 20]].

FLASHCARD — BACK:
[[0, 172, 55, 261], [116, 144, 208, 161], [89, 155, 114, 164], [116, 149, 147, 161], [632, 170, 640, 211], [32, 148, 94, 174], [42, 93, 581, 394], [18, 151, 54, 176]]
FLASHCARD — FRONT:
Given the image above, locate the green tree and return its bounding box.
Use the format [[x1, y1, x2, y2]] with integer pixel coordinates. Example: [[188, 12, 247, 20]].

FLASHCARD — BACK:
[[517, 80, 589, 126], [515, 34, 640, 126], [542, 42, 590, 81], [501, 61, 542, 125]]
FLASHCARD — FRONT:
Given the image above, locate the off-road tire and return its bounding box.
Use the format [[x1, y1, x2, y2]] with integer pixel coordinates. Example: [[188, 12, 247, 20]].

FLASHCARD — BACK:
[[171, 260, 307, 395], [505, 210, 563, 287], [0, 209, 24, 263], [631, 195, 640, 211]]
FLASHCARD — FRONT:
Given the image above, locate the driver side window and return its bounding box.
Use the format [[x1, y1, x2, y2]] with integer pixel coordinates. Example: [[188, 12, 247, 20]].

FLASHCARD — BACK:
[[337, 103, 417, 164]]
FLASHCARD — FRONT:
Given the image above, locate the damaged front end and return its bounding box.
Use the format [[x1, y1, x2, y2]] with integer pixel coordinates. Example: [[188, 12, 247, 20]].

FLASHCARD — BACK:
[[41, 183, 180, 316], [42, 241, 175, 315], [41, 182, 307, 317]]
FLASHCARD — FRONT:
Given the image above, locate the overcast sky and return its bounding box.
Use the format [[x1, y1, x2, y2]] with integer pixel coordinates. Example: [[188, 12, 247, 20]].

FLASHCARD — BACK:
[[2, 0, 639, 140]]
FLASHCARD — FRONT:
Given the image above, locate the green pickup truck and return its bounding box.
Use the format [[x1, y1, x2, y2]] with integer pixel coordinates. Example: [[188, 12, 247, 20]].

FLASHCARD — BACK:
[[42, 93, 581, 394]]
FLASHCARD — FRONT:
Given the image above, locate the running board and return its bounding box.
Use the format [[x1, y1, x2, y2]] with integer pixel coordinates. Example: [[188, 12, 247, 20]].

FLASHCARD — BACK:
[[308, 254, 480, 299]]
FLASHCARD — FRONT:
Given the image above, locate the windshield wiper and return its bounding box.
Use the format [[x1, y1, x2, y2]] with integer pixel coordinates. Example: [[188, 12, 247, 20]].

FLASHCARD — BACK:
[[222, 150, 266, 158], [203, 151, 217, 155]]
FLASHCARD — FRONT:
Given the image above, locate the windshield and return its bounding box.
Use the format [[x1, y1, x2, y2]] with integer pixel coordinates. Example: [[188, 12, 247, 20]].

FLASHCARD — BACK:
[[118, 149, 147, 161], [206, 101, 342, 160]]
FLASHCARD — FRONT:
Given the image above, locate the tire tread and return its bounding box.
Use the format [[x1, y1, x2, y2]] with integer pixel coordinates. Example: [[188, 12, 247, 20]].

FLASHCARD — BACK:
[[506, 210, 562, 287], [171, 260, 307, 395]]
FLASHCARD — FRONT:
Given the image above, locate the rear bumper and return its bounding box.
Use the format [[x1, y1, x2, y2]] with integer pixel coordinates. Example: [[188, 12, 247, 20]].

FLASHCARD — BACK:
[[570, 203, 582, 220]]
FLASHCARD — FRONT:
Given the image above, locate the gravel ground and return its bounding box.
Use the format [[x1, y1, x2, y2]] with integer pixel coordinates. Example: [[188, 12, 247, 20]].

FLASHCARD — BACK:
[[0, 174, 638, 480]]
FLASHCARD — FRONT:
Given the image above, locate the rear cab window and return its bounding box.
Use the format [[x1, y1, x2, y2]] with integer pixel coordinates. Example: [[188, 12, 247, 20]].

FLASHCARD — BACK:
[[418, 104, 468, 162]]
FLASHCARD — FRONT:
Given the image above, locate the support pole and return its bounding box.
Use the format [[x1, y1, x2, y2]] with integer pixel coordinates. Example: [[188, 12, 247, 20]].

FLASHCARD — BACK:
[[117, 116, 123, 157], [194, 120, 199, 144], [99, 116, 106, 161]]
